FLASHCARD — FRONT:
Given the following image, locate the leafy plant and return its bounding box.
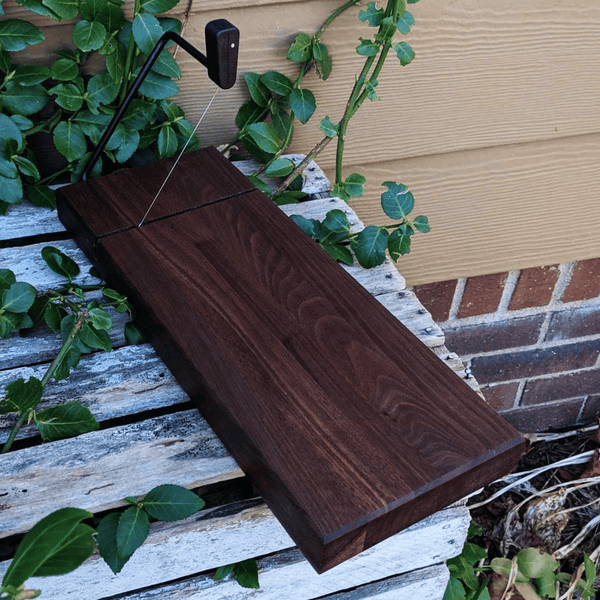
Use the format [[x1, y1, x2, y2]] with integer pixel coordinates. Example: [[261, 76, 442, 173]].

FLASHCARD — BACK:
[[214, 558, 260, 589], [227, 0, 429, 269], [0, 246, 143, 453], [0, 0, 195, 214], [0, 485, 206, 599], [444, 522, 598, 600]]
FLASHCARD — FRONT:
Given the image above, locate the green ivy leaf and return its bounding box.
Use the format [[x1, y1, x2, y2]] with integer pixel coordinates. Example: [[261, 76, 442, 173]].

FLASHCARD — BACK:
[[53, 121, 87, 162], [94, 1, 125, 32], [365, 79, 378, 101], [121, 99, 156, 130], [72, 20, 106, 52], [0, 377, 43, 415], [351, 225, 389, 268], [157, 124, 177, 159], [79, 323, 112, 352], [114, 128, 140, 163], [243, 72, 270, 108], [79, 0, 108, 21], [97, 513, 132, 574], [442, 576, 467, 600], [133, 12, 163, 55], [13, 156, 40, 180], [1, 508, 95, 589], [313, 42, 332, 80], [375, 16, 397, 42], [0, 113, 25, 150], [0, 47, 12, 72], [289, 88, 316, 124], [290, 214, 316, 238], [396, 11, 415, 34], [319, 116, 338, 138], [271, 107, 292, 142], [140, 0, 178, 14], [10, 115, 33, 131], [44, 302, 66, 332], [388, 229, 411, 260], [49, 83, 84, 112], [394, 41, 415, 66], [0, 269, 16, 292], [214, 563, 235, 582], [381, 182, 413, 218], [286, 32, 312, 62], [116, 505, 150, 558], [89, 307, 112, 331], [42, 0, 79, 19], [1, 281, 36, 313], [235, 100, 264, 130], [516, 548, 558, 580], [264, 158, 294, 178], [246, 122, 280, 154], [412, 215, 430, 233], [105, 42, 126, 82], [124, 322, 145, 345], [1, 81, 48, 116], [86, 72, 119, 110], [356, 38, 378, 57], [321, 242, 353, 266], [260, 71, 293, 97], [358, 2, 385, 27], [53, 345, 81, 380], [138, 69, 179, 100], [343, 172, 366, 197], [75, 110, 112, 143], [233, 559, 260, 589], [323, 209, 351, 233], [0, 19, 44, 52], [41, 246, 80, 281], [11, 65, 50, 86], [151, 49, 181, 78], [142, 484, 205, 521], [0, 174, 23, 204], [35, 401, 100, 441], [50, 58, 79, 82]]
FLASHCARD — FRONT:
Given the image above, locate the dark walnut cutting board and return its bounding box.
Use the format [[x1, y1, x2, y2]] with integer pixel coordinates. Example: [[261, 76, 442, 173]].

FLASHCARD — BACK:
[[56, 146, 526, 573]]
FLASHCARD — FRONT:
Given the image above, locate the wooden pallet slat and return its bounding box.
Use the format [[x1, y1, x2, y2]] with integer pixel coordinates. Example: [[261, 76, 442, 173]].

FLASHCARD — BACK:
[[0, 501, 468, 600]]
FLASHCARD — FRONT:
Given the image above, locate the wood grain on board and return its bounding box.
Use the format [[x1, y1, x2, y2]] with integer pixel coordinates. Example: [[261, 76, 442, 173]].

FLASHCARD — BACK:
[[56, 148, 525, 572]]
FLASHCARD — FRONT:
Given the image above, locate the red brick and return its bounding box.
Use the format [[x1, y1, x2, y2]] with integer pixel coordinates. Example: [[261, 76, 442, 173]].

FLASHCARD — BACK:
[[480, 382, 520, 411], [509, 265, 559, 310], [522, 367, 600, 405], [458, 272, 508, 318], [562, 258, 600, 302], [471, 340, 600, 384], [500, 399, 584, 432], [546, 305, 600, 341], [412, 279, 457, 322], [581, 395, 600, 423], [443, 314, 544, 355]]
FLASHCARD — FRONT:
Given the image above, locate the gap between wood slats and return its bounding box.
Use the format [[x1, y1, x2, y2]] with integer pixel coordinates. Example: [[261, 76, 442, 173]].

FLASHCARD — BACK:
[[340, 133, 600, 286]]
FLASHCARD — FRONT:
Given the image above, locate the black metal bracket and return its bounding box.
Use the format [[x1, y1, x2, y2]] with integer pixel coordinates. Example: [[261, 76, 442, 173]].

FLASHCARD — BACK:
[[81, 19, 239, 181]]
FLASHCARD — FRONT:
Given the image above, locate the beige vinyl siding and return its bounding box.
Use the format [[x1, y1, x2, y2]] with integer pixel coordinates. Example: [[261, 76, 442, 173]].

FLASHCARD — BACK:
[[6, 0, 600, 284]]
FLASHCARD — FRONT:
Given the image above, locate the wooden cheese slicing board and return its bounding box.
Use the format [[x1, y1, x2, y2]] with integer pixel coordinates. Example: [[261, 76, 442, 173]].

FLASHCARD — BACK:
[[56, 147, 526, 573]]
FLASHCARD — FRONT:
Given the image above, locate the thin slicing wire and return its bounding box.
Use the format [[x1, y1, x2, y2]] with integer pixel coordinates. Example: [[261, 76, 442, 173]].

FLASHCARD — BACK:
[[137, 86, 219, 228]]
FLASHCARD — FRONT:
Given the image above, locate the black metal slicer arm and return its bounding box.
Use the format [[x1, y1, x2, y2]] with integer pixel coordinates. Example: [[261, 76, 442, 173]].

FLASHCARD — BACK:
[[81, 20, 239, 181]]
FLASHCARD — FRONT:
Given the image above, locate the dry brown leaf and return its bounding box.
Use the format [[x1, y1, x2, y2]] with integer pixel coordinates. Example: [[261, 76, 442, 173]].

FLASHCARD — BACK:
[[580, 448, 600, 479]]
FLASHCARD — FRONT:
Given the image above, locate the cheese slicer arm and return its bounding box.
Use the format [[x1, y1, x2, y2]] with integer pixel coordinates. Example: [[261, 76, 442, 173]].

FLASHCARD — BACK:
[[81, 21, 239, 182]]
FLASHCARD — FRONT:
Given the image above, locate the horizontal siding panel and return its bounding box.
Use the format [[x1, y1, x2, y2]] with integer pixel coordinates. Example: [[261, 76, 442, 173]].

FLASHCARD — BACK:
[[345, 134, 600, 285], [8, 0, 600, 163]]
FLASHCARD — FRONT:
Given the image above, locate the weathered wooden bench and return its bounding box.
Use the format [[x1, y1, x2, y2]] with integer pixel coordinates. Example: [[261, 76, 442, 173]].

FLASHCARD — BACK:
[[0, 157, 476, 599]]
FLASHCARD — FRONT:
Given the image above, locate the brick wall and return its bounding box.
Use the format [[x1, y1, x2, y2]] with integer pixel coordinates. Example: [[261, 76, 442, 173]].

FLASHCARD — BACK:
[[412, 259, 600, 432]]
